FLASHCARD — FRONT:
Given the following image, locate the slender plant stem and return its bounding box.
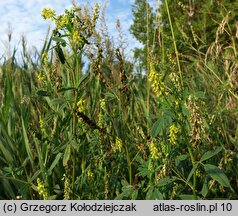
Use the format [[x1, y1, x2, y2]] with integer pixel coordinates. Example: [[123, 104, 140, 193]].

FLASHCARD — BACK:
[[146, 0, 151, 134], [164, 0, 183, 88]]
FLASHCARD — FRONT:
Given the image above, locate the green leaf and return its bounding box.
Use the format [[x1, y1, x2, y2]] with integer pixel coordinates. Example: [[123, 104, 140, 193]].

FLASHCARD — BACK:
[[58, 87, 76, 93], [179, 194, 196, 200], [151, 116, 164, 138], [21, 116, 33, 166], [194, 91, 205, 99], [55, 45, 66, 64], [187, 162, 199, 182], [115, 193, 124, 200], [138, 167, 150, 177], [157, 176, 178, 187], [63, 145, 71, 167], [36, 90, 51, 97], [200, 147, 223, 162], [175, 155, 188, 167], [52, 36, 66, 46], [146, 186, 163, 200], [181, 104, 190, 116], [0, 138, 14, 164], [131, 189, 138, 199], [183, 87, 190, 100], [48, 153, 63, 175], [77, 73, 90, 89], [201, 177, 209, 198], [204, 164, 232, 189]]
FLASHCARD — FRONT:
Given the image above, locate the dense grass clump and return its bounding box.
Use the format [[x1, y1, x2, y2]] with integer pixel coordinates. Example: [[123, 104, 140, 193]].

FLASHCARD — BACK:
[[0, 2, 237, 200]]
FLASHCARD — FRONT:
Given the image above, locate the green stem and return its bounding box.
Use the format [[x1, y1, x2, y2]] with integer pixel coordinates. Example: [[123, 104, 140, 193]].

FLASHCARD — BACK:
[[164, 0, 183, 88], [146, 0, 151, 134]]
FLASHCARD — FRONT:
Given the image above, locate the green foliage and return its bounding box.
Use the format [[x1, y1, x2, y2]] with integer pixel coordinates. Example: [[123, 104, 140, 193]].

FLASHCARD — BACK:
[[0, 1, 238, 200]]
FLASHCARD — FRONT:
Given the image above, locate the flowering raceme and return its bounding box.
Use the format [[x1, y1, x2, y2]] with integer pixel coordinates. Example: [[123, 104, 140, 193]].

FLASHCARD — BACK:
[[55, 15, 68, 29], [169, 124, 180, 144], [149, 140, 159, 160], [41, 8, 56, 20], [149, 63, 164, 97], [37, 178, 48, 200], [72, 30, 82, 44]]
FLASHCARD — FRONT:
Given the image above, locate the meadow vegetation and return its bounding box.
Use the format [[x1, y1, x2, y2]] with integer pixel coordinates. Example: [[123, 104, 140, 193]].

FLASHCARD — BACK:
[[0, 0, 238, 199]]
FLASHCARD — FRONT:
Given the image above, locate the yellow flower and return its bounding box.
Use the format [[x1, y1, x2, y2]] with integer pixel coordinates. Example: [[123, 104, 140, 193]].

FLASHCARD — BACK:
[[77, 99, 85, 112], [99, 99, 106, 111], [37, 178, 48, 200], [41, 8, 56, 20], [41, 52, 49, 64], [98, 112, 103, 127], [87, 170, 94, 181], [72, 30, 82, 44], [37, 73, 45, 83], [149, 63, 164, 97], [137, 126, 145, 139], [115, 137, 123, 152], [55, 15, 68, 29], [169, 124, 180, 144], [39, 116, 45, 134], [149, 140, 159, 160]]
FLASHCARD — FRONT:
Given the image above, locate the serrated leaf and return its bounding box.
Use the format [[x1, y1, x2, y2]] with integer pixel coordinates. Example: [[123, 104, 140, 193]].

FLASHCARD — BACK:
[[63, 145, 71, 167], [200, 147, 223, 162], [204, 164, 232, 189]]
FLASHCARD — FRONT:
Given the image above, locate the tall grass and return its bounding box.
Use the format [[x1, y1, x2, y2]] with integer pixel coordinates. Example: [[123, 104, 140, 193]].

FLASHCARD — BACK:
[[0, 2, 237, 200]]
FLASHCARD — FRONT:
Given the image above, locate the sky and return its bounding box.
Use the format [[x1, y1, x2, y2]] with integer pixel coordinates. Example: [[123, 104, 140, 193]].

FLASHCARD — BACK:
[[0, 0, 152, 61]]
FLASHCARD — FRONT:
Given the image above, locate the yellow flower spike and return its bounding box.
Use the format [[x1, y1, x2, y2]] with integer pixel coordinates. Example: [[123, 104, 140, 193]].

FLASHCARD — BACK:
[[99, 99, 106, 111], [115, 137, 123, 152], [77, 99, 85, 112], [37, 73, 46, 83], [41, 52, 49, 64], [149, 139, 159, 160], [41, 8, 56, 20], [55, 15, 68, 29], [169, 124, 180, 145], [72, 30, 82, 44], [39, 116, 46, 134], [36, 178, 48, 200], [98, 113, 103, 127], [87, 169, 94, 181], [149, 62, 164, 97]]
